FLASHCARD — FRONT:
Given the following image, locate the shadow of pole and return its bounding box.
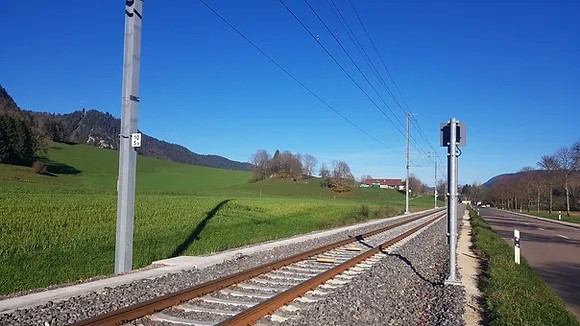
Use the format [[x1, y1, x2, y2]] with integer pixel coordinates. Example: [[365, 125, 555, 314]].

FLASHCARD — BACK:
[[354, 236, 443, 287], [170, 199, 231, 258]]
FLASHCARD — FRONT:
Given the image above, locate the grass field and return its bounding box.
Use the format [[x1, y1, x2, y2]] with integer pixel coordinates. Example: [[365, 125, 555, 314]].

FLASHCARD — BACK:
[[0, 142, 437, 295], [509, 210, 580, 225], [469, 207, 580, 325]]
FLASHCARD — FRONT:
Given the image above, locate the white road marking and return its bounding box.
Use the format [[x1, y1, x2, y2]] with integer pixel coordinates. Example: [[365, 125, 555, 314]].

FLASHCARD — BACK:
[[557, 234, 570, 240], [538, 228, 545, 231]]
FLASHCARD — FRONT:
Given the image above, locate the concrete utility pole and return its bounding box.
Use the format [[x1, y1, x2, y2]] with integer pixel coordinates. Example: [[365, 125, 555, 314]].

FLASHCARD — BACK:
[[405, 112, 410, 214], [446, 118, 459, 283], [115, 0, 143, 274]]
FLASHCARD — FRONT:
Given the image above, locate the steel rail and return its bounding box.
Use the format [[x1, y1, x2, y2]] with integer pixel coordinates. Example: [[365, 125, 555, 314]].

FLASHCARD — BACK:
[[72, 208, 443, 326], [217, 212, 444, 325]]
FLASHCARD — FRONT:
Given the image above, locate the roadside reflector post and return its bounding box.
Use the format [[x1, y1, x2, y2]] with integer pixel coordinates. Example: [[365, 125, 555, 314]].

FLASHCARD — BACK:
[[514, 229, 521, 264], [558, 211, 562, 220]]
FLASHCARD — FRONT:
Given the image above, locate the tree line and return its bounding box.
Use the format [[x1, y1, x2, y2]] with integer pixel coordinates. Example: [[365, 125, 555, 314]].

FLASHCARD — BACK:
[[250, 149, 356, 192], [0, 85, 44, 167], [489, 140, 580, 215]]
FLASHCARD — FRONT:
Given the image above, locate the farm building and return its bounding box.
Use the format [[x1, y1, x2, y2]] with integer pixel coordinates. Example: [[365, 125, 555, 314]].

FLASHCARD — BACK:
[[361, 178, 405, 191]]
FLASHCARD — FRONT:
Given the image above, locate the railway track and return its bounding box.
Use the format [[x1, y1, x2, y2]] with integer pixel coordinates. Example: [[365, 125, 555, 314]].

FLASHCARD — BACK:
[[73, 209, 445, 326]]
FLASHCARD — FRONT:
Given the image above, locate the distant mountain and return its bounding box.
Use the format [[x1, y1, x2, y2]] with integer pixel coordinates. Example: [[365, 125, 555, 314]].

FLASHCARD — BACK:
[[0, 85, 32, 121], [483, 173, 515, 188], [26, 109, 252, 171]]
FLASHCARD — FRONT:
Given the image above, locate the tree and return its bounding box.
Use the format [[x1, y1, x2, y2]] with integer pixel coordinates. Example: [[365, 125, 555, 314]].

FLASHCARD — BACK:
[[322, 161, 355, 192], [271, 150, 282, 174], [554, 147, 579, 215], [250, 149, 271, 181], [408, 174, 427, 197], [519, 167, 535, 212], [42, 119, 66, 142], [538, 155, 558, 214], [319, 163, 330, 179], [436, 179, 446, 202], [0, 115, 38, 165], [360, 174, 373, 183], [301, 154, 318, 177], [470, 182, 483, 203], [278, 151, 302, 180]]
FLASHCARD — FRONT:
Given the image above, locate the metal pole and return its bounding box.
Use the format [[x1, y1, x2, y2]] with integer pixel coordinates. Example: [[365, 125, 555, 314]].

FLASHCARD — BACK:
[[446, 118, 458, 283], [434, 161, 438, 208], [405, 112, 410, 214], [115, 0, 143, 274]]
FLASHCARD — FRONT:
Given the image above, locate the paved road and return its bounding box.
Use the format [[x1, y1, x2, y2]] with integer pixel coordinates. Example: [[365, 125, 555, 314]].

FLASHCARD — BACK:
[[480, 208, 580, 319]]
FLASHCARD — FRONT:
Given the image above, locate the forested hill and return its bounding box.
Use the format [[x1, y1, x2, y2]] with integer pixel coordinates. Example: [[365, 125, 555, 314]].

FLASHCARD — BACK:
[[27, 109, 252, 171], [0, 84, 251, 171]]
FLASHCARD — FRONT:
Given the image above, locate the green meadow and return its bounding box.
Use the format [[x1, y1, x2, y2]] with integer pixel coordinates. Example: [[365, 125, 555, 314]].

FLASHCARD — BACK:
[[0, 142, 436, 295], [510, 210, 580, 225]]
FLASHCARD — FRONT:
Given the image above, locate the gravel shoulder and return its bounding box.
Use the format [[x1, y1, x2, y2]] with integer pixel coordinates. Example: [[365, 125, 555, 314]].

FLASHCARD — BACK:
[[262, 217, 465, 325], [457, 209, 483, 325]]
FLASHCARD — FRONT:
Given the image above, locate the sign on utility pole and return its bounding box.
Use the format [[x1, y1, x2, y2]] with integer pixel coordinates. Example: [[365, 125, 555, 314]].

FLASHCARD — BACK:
[[440, 118, 466, 284], [115, 0, 143, 274]]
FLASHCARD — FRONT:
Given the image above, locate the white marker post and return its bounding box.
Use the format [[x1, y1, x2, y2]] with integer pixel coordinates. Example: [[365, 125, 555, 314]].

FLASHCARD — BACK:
[[514, 229, 521, 264], [558, 211, 562, 220]]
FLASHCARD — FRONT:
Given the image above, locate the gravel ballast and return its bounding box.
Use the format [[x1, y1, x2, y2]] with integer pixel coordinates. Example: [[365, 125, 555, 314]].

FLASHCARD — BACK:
[[271, 218, 465, 326], [0, 210, 465, 325]]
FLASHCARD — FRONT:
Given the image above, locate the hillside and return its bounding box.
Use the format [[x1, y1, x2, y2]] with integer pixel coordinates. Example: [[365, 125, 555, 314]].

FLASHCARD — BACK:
[[0, 141, 430, 205], [1, 84, 251, 171], [27, 109, 252, 171], [483, 173, 513, 188], [0, 141, 252, 193]]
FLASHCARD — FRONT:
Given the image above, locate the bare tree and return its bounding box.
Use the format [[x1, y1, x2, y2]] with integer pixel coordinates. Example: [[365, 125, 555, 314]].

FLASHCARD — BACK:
[[471, 182, 483, 204], [408, 174, 427, 197], [301, 154, 318, 177], [538, 155, 558, 214], [554, 147, 579, 215], [332, 161, 354, 181], [321, 161, 355, 192], [519, 167, 534, 212], [360, 174, 373, 183], [319, 163, 330, 179], [250, 150, 271, 181], [436, 178, 446, 202]]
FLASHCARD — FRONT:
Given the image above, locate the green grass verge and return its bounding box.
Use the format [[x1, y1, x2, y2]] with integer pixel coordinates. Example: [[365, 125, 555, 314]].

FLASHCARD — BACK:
[[507, 210, 580, 225], [469, 207, 580, 325]]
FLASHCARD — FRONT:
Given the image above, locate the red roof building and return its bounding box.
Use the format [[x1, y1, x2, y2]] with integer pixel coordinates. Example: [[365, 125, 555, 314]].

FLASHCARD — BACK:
[[362, 178, 405, 190]]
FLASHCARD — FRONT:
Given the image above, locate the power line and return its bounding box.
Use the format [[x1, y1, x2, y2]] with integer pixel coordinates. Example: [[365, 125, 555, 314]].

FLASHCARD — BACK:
[[280, 0, 434, 164], [329, 0, 408, 124], [301, 0, 407, 134], [347, 0, 409, 117], [346, 0, 443, 166], [278, 0, 408, 139], [197, 0, 396, 153], [313, 0, 436, 164]]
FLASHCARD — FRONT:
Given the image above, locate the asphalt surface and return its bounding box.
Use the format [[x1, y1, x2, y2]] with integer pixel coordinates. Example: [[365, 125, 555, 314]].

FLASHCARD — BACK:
[[480, 208, 580, 320]]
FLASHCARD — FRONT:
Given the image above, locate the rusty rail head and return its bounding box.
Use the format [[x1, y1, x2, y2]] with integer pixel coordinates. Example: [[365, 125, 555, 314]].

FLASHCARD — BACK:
[[215, 212, 445, 325], [71, 209, 444, 326]]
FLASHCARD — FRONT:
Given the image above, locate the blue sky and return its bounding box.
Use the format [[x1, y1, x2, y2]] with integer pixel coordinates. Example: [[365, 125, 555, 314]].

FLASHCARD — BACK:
[[1, 1, 578, 186]]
